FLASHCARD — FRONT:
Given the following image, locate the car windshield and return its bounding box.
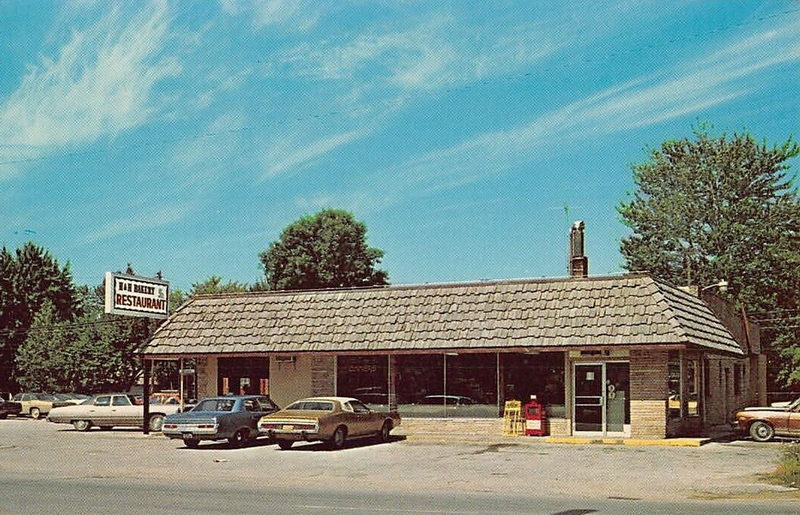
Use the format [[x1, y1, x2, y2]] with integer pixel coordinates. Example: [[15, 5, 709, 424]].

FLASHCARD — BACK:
[[285, 401, 334, 411], [193, 399, 235, 412], [788, 397, 800, 411], [53, 394, 71, 401]]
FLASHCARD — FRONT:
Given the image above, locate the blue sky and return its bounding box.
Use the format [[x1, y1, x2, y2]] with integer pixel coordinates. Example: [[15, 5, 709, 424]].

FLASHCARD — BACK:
[[1, 1, 798, 293]]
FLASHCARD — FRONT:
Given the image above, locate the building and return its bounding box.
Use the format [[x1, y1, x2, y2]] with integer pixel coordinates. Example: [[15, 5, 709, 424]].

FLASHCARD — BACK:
[[140, 223, 764, 438]]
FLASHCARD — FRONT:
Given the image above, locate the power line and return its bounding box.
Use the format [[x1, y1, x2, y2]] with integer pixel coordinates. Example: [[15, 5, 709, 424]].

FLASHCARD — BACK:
[[0, 6, 797, 168]]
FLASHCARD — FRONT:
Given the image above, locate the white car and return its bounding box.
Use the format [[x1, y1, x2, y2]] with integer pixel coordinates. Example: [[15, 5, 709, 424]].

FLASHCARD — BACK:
[[47, 393, 181, 431]]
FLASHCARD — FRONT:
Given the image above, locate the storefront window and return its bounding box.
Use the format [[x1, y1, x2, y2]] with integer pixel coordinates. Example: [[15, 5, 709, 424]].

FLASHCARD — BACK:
[[336, 356, 389, 411], [396, 354, 444, 417], [501, 352, 565, 418], [668, 351, 681, 418], [444, 353, 497, 418], [686, 359, 699, 416]]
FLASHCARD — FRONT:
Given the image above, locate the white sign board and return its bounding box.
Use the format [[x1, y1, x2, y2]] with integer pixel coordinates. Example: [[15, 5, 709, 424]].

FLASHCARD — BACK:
[[104, 272, 169, 319]]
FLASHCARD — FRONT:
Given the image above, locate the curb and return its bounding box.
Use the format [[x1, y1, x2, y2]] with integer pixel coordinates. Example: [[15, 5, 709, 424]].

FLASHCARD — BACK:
[[398, 433, 712, 447]]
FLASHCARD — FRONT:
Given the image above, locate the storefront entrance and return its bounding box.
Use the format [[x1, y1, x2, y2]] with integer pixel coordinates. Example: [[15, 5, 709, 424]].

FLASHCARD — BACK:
[[573, 362, 630, 436], [217, 357, 269, 396]]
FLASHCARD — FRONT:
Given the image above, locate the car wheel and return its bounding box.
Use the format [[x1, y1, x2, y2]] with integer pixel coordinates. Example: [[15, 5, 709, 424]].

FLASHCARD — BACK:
[[328, 426, 347, 449], [228, 429, 247, 448], [379, 420, 392, 443], [0, 413, 7, 419], [73, 420, 91, 431], [277, 440, 293, 450], [184, 439, 200, 449], [148, 414, 165, 432], [29, 407, 41, 419], [750, 421, 775, 442]]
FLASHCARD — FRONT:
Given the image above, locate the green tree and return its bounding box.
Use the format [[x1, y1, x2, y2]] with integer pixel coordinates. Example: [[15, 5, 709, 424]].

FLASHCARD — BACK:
[[260, 209, 389, 290], [0, 242, 81, 391], [618, 127, 800, 388], [190, 275, 249, 296]]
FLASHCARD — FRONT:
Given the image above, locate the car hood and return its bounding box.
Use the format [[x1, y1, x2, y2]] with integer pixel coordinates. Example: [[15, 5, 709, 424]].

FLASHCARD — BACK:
[[742, 406, 788, 412]]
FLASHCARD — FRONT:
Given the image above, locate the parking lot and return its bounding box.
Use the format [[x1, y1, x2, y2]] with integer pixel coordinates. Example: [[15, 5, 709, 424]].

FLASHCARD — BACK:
[[1, 417, 798, 514]]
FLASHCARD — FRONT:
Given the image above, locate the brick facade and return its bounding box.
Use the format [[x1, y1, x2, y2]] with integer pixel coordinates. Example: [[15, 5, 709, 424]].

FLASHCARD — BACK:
[[630, 349, 668, 438], [311, 355, 335, 397]]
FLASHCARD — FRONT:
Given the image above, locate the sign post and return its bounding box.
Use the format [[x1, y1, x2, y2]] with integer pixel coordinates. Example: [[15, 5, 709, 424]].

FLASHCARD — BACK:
[[104, 272, 169, 435]]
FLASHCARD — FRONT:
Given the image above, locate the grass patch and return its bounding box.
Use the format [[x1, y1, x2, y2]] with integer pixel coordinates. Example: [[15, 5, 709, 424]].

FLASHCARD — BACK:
[[769, 442, 800, 487]]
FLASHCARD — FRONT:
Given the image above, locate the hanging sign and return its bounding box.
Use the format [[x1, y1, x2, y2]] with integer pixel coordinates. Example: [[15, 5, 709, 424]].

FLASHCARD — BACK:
[[104, 272, 169, 319]]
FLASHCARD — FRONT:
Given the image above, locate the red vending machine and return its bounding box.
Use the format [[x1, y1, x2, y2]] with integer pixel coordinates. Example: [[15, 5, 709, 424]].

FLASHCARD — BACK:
[[524, 395, 546, 436]]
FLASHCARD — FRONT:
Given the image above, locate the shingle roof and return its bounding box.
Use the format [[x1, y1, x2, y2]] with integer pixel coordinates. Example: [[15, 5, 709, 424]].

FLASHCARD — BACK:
[[141, 274, 744, 357]]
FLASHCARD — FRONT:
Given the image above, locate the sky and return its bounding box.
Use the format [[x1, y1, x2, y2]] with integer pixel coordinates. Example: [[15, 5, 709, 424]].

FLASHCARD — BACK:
[[0, 1, 798, 293]]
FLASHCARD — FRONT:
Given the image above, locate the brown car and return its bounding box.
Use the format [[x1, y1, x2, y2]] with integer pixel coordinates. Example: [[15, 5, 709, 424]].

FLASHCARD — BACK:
[[258, 396, 400, 450], [734, 397, 800, 442]]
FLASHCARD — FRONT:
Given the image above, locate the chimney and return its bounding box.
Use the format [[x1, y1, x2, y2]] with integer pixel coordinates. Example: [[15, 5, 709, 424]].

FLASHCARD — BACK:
[[568, 220, 588, 278]]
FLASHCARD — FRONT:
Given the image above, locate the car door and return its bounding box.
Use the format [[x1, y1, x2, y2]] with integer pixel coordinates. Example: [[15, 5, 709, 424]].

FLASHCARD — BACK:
[[111, 395, 140, 427], [788, 405, 800, 436], [90, 395, 113, 425], [346, 400, 374, 436]]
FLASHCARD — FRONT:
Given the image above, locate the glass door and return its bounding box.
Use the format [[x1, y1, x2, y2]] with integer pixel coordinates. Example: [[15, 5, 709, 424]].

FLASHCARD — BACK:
[[573, 362, 630, 436], [574, 363, 603, 433]]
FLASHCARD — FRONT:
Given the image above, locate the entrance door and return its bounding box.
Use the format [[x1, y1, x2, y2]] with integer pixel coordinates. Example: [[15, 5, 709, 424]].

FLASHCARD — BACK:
[[574, 364, 603, 433], [573, 362, 630, 436]]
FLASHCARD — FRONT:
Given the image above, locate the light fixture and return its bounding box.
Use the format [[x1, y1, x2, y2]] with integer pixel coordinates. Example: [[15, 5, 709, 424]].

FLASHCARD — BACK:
[[701, 279, 729, 293]]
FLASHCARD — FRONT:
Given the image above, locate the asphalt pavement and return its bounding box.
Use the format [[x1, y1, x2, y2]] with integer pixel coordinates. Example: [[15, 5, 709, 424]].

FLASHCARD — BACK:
[[1, 417, 798, 514]]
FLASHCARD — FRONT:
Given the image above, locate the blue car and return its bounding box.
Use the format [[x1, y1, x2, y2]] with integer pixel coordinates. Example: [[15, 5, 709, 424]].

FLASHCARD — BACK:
[[162, 395, 279, 448]]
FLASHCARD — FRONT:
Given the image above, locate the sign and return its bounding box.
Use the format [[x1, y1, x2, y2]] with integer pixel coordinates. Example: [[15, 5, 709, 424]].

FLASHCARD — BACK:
[[104, 272, 169, 319]]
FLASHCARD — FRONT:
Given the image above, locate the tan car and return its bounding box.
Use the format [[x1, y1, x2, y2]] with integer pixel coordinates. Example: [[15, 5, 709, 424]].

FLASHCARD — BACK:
[[734, 397, 800, 442], [47, 393, 182, 431], [259, 396, 400, 450], [12, 393, 71, 419]]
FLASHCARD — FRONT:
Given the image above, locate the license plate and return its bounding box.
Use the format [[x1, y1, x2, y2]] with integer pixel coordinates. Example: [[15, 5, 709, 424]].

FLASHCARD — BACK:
[[282, 425, 294, 431], [182, 433, 194, 440]]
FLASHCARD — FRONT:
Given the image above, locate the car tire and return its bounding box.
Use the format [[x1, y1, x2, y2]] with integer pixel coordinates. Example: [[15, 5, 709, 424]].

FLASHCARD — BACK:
[[328, 426, 347, 449], [184, 439, 200, 449], [750, 421, 775, 442], [29, 407, 41, 419], [0, 413, 7, 420], [379, 420, 392, 443], [73, 420, 91, 431], [277, 440, 293, 450], [228, 429, 247, 448], [148, 414, 165, 432]]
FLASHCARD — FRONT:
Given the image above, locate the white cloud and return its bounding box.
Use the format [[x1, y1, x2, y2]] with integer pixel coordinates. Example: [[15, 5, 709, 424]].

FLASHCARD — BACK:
[[219, 0, 321, 32], [273, 16, 559, 92], [260, 127, 369, 181], [311, 14, 800, 213], [0, 2, 179, 169], [83, 203, 194, 243]]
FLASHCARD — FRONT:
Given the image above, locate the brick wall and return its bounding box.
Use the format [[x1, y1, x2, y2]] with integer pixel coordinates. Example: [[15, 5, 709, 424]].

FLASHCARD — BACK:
[[630, 349, 668, 438]]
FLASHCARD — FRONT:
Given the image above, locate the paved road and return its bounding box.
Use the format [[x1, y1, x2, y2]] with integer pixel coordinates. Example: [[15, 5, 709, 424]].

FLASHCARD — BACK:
[[1, 418, 798, 514]]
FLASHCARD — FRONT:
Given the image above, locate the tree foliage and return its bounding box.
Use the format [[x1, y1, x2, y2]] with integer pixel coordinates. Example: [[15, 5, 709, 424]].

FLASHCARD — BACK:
[[190, 275, 249, 296], [0, 243, 81, 391], [618, 127, 800, 387], [260, 209, 389, 291]]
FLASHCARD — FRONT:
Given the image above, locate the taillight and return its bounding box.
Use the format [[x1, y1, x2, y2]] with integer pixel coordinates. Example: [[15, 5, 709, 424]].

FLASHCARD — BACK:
[[198, 424, 215, 429], [260, 423, 279, 429], [163, 423, 177, 429]]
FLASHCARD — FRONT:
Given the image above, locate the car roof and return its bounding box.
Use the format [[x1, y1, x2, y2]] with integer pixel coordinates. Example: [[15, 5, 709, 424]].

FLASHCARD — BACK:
[[199, 395, 269, 401]]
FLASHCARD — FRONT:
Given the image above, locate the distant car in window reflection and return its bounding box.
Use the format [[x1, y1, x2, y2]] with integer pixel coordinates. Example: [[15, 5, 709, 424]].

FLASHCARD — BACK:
[[417, 395, 475, 406]]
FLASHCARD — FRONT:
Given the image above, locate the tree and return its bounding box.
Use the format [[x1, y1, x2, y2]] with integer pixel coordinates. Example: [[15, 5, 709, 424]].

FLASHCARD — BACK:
[[0, 242, 81, 391], [189, 275, 249, 296], [259, 209, 389, 290], [618, 127, 800, 388]]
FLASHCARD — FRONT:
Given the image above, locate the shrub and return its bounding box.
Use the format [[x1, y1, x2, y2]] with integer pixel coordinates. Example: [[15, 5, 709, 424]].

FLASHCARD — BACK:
[[773, 443, 800, 487]]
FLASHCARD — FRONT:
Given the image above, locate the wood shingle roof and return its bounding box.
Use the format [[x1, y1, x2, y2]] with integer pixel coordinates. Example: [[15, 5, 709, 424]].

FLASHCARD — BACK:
[[141, 274, 745, 357]]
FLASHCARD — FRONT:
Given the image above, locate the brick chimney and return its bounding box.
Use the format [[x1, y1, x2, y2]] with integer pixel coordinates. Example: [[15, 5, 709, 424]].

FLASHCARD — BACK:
[[568, 220, 588, 278]]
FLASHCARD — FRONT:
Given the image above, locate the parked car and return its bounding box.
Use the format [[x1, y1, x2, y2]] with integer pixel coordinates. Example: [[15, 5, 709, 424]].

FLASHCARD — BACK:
[[47, 393, 182, 431], [259, 396, 400, 450], [417, 395, 475, 406], [734, 397, 800, 442], [0, 397, 21, 419], [12, 392, 72, 419], [162, 395, 279, 449]]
